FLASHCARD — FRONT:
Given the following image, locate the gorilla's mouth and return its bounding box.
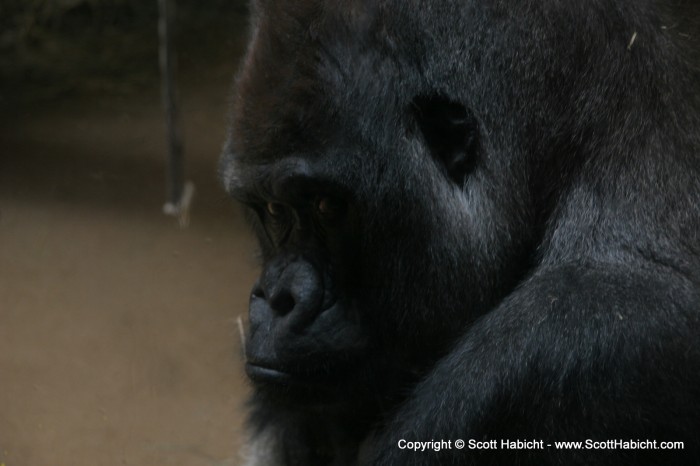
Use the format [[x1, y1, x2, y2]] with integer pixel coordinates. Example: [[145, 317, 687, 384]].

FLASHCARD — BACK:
[[245, 362, 337, 388], [245, 362, 295, 384]]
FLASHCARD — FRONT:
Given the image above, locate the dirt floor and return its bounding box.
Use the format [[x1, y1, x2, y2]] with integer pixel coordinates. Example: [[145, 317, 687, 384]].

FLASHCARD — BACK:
[[0, 22, 259, 466]]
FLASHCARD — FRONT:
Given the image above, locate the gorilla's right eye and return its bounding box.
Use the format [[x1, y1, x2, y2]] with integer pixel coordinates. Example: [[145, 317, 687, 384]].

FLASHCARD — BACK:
[[259, 202, 292, 247], [266, 202, 286, 218]]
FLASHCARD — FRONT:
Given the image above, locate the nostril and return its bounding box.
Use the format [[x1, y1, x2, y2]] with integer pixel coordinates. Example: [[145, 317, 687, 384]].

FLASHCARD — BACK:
[[251, 286, 265, 300], [269, 290, 296, 315]]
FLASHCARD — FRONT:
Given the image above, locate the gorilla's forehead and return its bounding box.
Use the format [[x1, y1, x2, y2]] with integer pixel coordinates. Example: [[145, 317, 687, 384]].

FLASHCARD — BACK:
[[230, 0, 403, 160], [223, 0, 656, 192]]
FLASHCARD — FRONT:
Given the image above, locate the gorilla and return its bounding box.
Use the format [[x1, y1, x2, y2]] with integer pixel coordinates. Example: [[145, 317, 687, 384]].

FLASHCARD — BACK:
[[219, 0, 700, 464]]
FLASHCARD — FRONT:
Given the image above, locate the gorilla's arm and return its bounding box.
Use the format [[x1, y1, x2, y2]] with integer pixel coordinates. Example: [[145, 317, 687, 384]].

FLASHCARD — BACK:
[[366, 264, 700, 465]]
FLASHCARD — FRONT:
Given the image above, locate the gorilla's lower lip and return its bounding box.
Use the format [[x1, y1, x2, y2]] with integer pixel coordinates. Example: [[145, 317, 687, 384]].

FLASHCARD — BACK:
[[245, 362, 337, 389], [245, 363, 294, 384]]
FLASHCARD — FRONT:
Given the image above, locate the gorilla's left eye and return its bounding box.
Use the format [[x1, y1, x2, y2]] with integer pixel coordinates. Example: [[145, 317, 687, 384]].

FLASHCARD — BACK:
[[316, 196, 346, 220]]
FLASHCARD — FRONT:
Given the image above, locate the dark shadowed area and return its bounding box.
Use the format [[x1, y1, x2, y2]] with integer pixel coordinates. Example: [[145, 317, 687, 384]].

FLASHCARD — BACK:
[[0, 2, 256, 464]]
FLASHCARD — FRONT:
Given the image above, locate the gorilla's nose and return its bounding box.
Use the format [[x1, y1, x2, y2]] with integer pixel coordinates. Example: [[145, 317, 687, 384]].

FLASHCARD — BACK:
[[252, 258, 324, 326]]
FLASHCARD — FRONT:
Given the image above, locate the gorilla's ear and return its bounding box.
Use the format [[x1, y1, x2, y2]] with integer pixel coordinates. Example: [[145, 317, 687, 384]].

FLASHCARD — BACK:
[[412, 95, 479, 185]]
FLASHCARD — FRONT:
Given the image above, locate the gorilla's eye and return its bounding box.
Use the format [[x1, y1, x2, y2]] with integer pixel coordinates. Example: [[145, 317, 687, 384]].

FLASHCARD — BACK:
[[266, 202, 286, 218], [316, 196, 346, 220], [260, 202, 292, 247]]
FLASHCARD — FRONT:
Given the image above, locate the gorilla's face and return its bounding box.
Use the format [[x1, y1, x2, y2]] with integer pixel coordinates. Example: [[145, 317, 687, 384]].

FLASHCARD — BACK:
[[220, 1, 534, 403]]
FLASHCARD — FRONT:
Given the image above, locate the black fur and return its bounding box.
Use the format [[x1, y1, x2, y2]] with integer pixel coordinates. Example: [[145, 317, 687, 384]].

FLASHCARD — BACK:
[[220, 0, 700, 464]]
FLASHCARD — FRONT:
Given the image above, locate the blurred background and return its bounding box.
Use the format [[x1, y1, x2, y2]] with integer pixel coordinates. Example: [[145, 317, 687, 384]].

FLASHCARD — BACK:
[[0, 1, 257, 464]]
